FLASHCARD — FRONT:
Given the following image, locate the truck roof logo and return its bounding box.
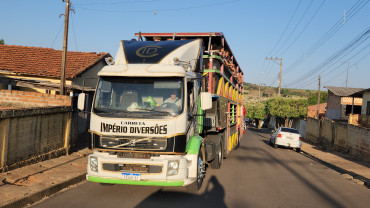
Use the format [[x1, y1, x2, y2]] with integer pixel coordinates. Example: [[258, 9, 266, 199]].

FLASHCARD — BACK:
[[123, 40, 192, 64], [136, 46, 161, 58]]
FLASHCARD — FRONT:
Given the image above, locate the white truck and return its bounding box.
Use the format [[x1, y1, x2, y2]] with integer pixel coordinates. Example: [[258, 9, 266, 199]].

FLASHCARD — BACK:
[[79, 32, 244, 191]]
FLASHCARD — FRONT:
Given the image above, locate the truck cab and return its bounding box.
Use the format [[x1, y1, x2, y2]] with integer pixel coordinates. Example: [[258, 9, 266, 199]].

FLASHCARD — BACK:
[[84, 39, 211, 190]]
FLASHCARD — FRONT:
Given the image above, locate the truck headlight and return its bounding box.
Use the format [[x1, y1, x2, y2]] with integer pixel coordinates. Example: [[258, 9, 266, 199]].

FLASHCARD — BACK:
[[167, 160, 179, 176], [90, 156, 98, 172]]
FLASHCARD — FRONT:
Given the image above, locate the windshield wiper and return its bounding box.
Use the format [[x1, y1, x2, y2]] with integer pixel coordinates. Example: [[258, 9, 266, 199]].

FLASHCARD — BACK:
[[94, 108, 131, 114]]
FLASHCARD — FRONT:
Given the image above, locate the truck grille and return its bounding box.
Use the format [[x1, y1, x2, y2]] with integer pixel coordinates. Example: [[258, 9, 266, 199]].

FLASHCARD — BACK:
[[100, 136, 167, 150], [102, 163, 162, 173]]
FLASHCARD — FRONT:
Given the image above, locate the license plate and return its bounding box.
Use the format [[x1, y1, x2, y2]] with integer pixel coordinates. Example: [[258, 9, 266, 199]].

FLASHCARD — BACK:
[[287, 136, 293, 140], [122, 173, 140, 181]]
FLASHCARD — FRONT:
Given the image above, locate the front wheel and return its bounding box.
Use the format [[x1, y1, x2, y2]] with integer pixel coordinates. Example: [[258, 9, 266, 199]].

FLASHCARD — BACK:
[[186, 149, 206, 191]]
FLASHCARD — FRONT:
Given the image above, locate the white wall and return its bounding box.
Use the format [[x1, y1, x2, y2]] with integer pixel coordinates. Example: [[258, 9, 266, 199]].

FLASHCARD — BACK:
[[362, 91, 370, 115]]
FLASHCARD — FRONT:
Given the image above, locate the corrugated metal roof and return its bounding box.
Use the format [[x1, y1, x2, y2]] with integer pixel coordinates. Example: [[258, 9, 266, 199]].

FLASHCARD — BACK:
[[324, 86, 364, 97], [348, 88, 370, 97]]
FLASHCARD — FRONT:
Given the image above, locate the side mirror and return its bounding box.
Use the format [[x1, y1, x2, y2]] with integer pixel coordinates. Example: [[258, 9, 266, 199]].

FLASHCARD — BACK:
[[200, 92, 212, 110], [77, 93, 86, 111]]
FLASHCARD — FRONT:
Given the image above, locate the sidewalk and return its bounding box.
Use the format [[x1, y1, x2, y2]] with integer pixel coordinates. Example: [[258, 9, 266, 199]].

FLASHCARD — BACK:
[[1, 131, 369, 208], [251, 128, 370, 188], [0, 148, 92, 208]]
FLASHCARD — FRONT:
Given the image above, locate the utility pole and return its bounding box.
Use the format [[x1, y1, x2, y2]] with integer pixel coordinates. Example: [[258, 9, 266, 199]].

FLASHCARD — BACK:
[[265, 57, 283, 96], [345, 62, 349, 87], [341, 61, 349, 87], [316, 75, 321, 119], [258, 84, 261, 98], [60, 0, 71, 95]]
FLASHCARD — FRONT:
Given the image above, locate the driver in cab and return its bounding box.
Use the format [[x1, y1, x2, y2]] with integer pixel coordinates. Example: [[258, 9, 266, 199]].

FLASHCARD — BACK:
[[163, 90, 182, 109]]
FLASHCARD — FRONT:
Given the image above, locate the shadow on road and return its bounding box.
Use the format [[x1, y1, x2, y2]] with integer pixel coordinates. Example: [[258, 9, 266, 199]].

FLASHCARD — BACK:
[[239, 129, 348, 208], [135, 176, 227, 208]]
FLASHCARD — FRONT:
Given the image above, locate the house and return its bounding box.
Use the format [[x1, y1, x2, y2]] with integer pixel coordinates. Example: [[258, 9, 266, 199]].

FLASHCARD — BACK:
[[324, 86, 364, 121], [349, 88, 370, 128], [307, 103, 327, 118], [0, 44, 111, 94]]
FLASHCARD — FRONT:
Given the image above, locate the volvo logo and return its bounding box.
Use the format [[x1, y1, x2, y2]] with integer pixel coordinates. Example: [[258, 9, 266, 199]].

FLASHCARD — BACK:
[[136, 46, 161, 58]]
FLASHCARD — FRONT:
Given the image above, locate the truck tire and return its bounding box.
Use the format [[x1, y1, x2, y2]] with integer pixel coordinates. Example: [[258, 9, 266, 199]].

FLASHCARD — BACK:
[[210, 141, 223, 169], [186, 149, 205, 191]]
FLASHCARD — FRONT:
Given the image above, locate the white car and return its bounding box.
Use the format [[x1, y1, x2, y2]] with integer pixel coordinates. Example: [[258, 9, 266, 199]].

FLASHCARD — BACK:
[[270, 127, 302, 152]]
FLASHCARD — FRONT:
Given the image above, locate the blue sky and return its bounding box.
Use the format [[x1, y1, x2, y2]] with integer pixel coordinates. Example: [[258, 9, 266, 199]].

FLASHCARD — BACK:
[[1, 0, 369, 90]]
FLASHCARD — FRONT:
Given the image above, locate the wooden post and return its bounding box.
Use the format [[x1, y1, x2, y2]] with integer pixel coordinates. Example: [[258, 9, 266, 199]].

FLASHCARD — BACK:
[[316, 75, 321, 118], [0, 119, 10, 170], [60, 0, 71, 95]]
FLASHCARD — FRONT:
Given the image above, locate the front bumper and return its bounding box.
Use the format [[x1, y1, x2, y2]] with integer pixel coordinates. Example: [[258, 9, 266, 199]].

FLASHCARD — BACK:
[[87, 176, 184, 186], [86, 151, 197, 186]]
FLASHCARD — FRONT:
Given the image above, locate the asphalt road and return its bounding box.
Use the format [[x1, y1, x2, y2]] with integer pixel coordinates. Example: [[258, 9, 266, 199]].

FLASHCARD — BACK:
[[31, 128, 370, 208]]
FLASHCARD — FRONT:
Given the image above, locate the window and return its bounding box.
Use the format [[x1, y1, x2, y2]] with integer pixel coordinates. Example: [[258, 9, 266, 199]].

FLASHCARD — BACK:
[[93, 77, 184, 117], [345, 105, 362, 115], [280, 128, 299, 134]]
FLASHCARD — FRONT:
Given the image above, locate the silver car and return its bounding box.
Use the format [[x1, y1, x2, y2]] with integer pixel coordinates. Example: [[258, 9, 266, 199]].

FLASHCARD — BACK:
[[269, 127, 302, 152]]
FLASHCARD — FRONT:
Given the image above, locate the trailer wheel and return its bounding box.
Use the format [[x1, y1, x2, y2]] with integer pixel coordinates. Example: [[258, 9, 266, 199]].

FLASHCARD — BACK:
[[210, 141, 223, 169], [186, 149, 205, 191]]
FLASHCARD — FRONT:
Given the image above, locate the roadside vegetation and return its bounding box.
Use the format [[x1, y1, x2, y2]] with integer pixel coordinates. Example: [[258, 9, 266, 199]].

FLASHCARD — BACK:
[[243, 82, 321, 129]]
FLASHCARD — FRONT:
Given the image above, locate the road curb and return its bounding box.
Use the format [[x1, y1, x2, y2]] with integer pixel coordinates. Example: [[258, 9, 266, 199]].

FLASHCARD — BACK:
[[300, 150, 370, 189], [0, 173, 86, 208]]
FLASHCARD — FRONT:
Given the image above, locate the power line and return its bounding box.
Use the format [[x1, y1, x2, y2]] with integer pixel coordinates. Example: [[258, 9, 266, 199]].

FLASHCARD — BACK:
[[70, 12, 78, 51], [266, 0, 302, 57], [74, 0, 240, 13], [73, 0, 163, 6], [287, 27, 370, 88], [275, 0, 314, 56], [279, 0, 326, 57], [265, 57, 283, 96], [285, 0, 370, 73], [51, 20, 64, 48]]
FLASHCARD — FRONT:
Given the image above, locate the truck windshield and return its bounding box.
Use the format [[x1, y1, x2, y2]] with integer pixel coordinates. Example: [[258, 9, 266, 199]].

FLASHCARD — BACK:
[[93, 77, 184, 117]]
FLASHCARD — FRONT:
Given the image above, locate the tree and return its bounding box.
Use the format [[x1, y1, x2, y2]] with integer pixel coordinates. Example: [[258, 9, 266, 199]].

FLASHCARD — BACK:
[[244, 102, 266, 129], [266, 97, 307, 128], [0, 39, 4, 45], [307, 92, 328, 106]]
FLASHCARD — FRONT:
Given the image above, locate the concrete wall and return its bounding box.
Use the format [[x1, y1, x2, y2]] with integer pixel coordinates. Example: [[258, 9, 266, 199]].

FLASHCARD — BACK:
[[291, 118, 306, 138], [306, 117, 320, 143], [359, 115, 370, 128], [0, 106, 77, 172], [347, 125, 370, 161], [321, 119, 333, 148], [306, 118, 370, 162]]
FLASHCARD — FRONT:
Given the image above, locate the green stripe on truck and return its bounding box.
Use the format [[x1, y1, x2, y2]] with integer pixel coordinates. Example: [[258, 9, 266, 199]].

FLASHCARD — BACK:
[[185, 135, 203, 154], [88, 176, 184, 186]]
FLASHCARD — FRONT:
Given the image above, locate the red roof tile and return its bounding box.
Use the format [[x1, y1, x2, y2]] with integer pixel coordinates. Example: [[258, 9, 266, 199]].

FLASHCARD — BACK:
[[0, 45, 110, 79]]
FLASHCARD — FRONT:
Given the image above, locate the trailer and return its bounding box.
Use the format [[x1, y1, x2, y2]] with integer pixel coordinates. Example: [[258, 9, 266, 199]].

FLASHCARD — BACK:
[[137, 32, 245, 168], [79, 32, 244, 191]]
